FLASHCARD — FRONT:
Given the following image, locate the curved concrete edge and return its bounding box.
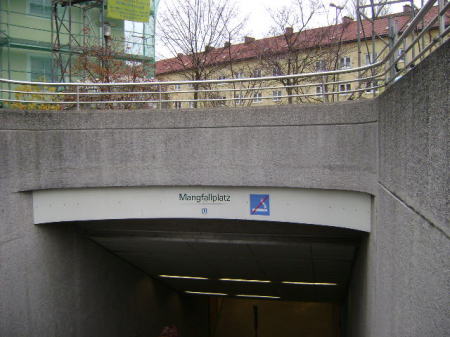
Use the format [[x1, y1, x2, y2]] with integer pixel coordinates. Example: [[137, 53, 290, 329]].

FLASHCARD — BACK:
[[32, 186, 372, 232]]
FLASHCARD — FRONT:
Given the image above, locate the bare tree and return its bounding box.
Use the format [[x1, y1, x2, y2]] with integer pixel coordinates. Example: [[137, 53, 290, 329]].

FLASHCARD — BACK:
[[157, 0, 246, 107], [259, 0, 387, 103], [70, 42, 166, 109], [257, 0, 349, 104], [346, 0, 395, 99]]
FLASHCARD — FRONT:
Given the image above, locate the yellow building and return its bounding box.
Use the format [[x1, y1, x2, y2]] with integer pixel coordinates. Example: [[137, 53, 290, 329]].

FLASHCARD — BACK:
[[156, 6, 446, 108]]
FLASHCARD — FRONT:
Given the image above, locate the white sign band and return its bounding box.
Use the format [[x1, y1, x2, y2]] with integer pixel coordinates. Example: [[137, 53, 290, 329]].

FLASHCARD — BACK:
[[33, 187, 371, 232]]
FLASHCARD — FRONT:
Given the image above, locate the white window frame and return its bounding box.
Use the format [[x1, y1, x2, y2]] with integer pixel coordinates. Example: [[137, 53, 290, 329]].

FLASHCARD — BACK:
[[398, 48, 406, 62], [272, 90, 282, 102], [217, 74, 227, 86], [273, 66, 282, 76], [235, 71, 244, 79], [252, 92, 262, 103], [253, 69, 262, 78], [365, 80, 379, 93], [174, 101, 182, 109], [315, 60, 326, 72], [234, 94, 244, 105], [174, 84, 181, 91], [339, 56, 351, 69], [339, 83, 352, 95], [316, 85, 323, 94]]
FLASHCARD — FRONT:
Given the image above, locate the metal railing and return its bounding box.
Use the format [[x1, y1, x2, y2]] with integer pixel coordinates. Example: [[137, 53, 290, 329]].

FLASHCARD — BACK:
[[0, 0, 448, 110]]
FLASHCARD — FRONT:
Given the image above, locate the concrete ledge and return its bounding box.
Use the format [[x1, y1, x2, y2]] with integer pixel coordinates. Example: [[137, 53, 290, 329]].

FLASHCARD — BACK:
[[0, 99, 377, 130], [0, 98, 378, 194], [1, 125, 377, 194]]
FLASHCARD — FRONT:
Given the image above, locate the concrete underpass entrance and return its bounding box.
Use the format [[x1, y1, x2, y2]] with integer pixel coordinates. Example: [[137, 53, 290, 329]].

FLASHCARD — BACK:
[[33, 186, 369, 337]]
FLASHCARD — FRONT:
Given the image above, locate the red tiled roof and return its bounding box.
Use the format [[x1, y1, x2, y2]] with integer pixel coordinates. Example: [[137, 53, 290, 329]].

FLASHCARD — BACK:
[[156, 6, 448, 75]]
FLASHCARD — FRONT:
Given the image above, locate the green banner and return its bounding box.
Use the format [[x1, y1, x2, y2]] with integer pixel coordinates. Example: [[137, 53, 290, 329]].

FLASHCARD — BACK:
[[107, 0, 152, 22]]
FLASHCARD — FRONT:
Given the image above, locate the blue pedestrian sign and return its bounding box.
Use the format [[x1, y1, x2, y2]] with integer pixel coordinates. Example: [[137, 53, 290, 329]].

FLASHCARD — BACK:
[[250, 194, 270, 216]]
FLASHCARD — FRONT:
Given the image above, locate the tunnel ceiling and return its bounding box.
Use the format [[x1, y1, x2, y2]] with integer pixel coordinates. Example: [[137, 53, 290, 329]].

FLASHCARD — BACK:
[[73, 219, 365, 302]]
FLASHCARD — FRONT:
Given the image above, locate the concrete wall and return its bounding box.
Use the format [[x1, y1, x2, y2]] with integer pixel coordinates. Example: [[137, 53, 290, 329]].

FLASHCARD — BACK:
[[346, 41, 449, 337]]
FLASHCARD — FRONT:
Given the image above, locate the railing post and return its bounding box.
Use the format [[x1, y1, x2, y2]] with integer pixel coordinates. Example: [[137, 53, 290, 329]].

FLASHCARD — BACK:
[[76, 85, 80, 111], [388, 17, 397, 82], [321, 75, 327, 102], [158, 84, 162, 109], [438, 0, 445, 45]]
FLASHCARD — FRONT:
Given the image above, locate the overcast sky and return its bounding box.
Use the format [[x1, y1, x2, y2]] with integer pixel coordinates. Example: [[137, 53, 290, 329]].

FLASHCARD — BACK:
[[154, 0, 412, 60]]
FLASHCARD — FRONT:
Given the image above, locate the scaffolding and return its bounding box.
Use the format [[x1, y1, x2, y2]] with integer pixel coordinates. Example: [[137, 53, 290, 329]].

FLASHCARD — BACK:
[[0, 0, 157, 83], [52, 0, 103, 82]]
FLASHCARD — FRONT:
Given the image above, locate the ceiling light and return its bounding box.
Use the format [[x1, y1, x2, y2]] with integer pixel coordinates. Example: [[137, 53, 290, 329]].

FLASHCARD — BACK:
[[159, 274, 208, 280], [219, 278, 271, 283], [236, 294, 280, 299], [282, 281, 338, 286], [185, 291, 227, 296]]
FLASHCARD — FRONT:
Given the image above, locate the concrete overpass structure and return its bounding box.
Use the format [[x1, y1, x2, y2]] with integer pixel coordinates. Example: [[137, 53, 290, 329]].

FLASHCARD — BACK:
[[0, 41, 448, 337]]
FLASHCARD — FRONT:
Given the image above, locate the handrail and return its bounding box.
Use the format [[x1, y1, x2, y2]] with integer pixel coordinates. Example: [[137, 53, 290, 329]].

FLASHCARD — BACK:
[[0, 0, 447, 109], [0, 61, 382, 87]]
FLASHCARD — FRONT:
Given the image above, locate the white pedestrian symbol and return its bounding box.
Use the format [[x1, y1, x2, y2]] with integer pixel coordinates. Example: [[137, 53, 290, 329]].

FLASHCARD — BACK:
[[252, 196, 269, 213], [257, 198, 269, 212]]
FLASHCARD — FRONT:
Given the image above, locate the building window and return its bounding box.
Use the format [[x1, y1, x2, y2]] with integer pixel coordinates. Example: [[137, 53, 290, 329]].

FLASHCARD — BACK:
[[315, 60, 326, 72], [365, 52, 377, 65], [272, 90, 282, 101], [339, 83, 351, 94], [316, 85, 323, 94], [235, 71, 244, 79], [234, 94, 244, 105], [189, 101, 195, 108], [252, 92, 262, 103], [365, 80, 379, 93], [174, 101, 182, 109], [29, 0, 52, 17], [272, 66, 282, 76], [398, 48, 406, 62], [30, 55, 52, 82], [174, 84, 181, 91], [217, 74, 227, 86], [339, 56, 351, 69], [253, 69, 262, 77]]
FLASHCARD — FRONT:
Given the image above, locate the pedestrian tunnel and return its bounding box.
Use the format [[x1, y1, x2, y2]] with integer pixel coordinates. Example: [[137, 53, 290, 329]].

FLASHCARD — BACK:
[[32, 186, 371, 336]]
